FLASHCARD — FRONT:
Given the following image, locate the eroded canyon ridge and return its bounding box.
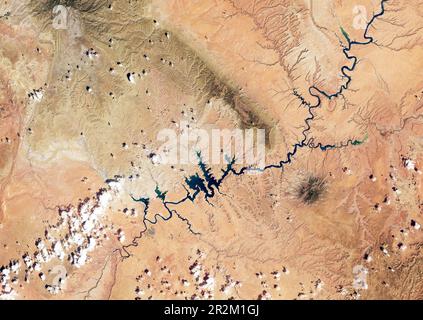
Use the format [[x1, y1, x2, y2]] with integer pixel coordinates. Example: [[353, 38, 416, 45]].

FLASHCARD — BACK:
[[0, 0, 422, 300]]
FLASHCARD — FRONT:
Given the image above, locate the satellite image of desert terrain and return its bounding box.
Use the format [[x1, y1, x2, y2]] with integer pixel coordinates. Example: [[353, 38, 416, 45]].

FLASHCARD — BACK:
[[0, 0, 422, 301]]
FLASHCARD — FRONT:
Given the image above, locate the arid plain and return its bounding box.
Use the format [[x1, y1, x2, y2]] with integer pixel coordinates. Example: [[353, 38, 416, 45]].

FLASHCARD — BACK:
[[0, 0, 422, 299]]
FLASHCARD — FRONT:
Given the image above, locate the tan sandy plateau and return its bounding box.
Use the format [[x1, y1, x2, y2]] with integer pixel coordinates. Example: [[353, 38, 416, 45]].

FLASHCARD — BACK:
[[0, 0, 422, 299]]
